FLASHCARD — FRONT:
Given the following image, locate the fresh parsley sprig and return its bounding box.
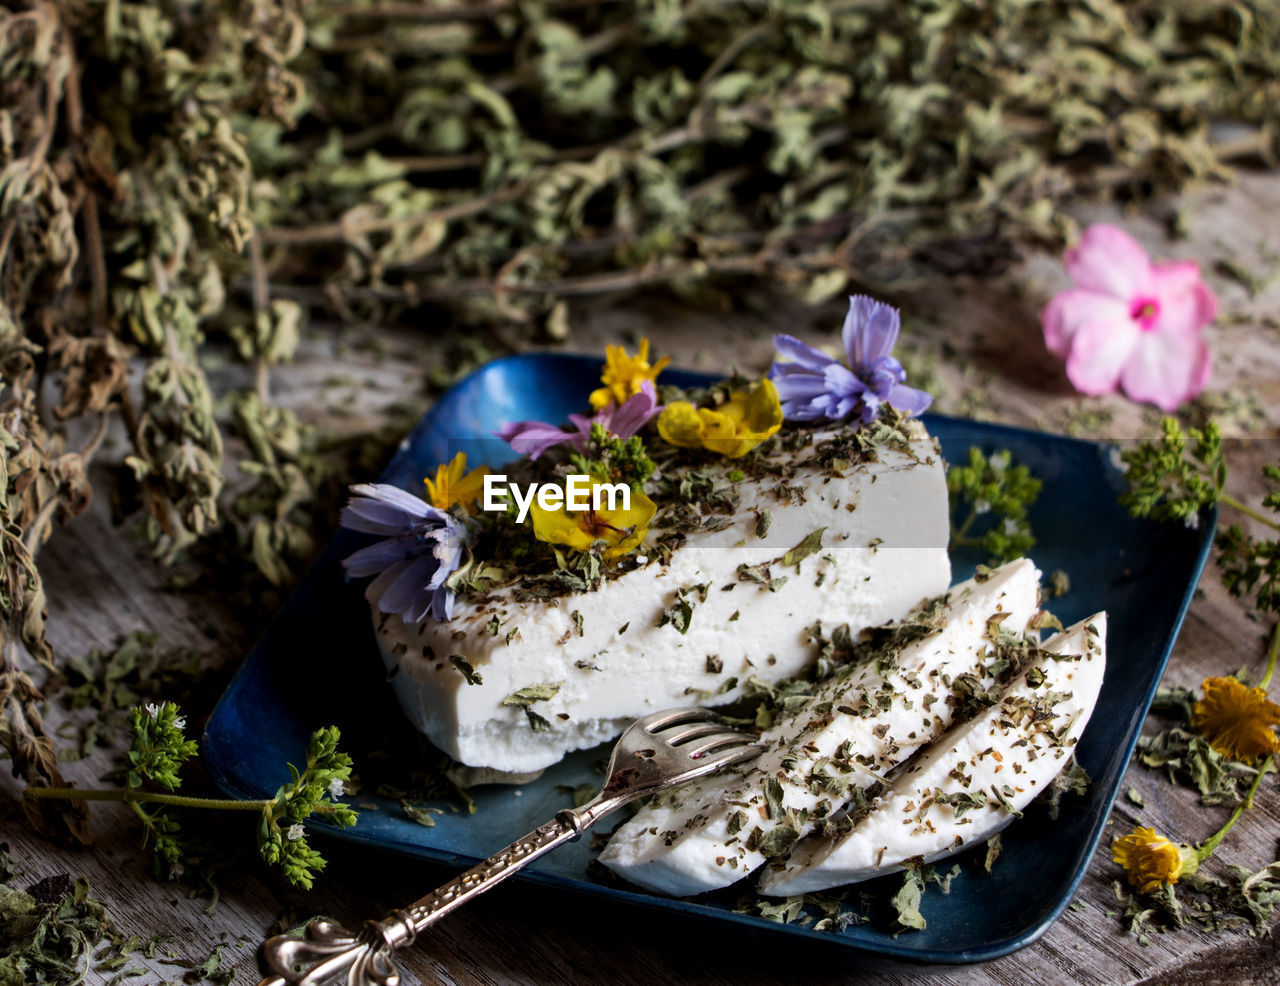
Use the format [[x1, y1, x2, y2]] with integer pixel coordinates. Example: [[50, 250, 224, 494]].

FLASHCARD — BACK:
[[26, 703, 357, 890], [947, 447, 1042, 564]]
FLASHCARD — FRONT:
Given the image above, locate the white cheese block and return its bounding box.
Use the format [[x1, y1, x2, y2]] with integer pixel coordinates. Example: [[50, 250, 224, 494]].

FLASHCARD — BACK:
[[375, 430, 950, 773], [598, 559, 1041, 897], [758, 613, 1107, 896]]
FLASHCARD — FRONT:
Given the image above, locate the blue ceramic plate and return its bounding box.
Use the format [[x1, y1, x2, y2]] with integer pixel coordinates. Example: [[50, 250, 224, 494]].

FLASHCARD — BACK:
[[205, 353, 1213, 963]]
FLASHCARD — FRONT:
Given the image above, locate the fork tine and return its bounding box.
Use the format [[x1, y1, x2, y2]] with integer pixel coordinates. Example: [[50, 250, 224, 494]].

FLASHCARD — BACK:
[[691, 740, 764, 768], [637, 708, 718, 734], [686, 734, 758, 760], [663, 723, 730, 746]]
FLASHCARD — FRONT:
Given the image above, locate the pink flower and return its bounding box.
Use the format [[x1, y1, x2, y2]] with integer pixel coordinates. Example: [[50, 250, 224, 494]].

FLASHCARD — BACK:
[[1042, 224, 1217, 412], [496, 380, 662, 460]]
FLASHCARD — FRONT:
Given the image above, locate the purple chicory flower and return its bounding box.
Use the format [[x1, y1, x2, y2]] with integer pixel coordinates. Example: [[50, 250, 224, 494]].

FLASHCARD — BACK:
[[495, 380, 662, 460], [768, 295, 932, 425], [339, 483, 466, 622]]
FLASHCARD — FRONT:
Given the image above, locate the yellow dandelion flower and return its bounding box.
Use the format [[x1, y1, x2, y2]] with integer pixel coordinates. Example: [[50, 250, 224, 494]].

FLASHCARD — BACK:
[[589, 338, 671, 410], [529, 479, 656, 560], [657, 378, 783, 459], [423, 452, 489, 512], [1190, 675, 1280, 763], [1112, 827, 1198, 893]]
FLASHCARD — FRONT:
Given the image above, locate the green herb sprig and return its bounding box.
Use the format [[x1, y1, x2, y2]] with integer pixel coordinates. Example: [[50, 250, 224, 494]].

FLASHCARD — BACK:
[[1120, 418, 1280, 616], [569, 425, 656, 489], [1119, 418, 1227, 525], [26, 703, 357, 890], [947, 447, 1042, 565]]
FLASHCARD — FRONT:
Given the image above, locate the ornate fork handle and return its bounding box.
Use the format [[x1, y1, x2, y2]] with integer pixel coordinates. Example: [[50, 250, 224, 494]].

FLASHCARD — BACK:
[[258, 803, 612, 986], [255, 707, 759, 986]]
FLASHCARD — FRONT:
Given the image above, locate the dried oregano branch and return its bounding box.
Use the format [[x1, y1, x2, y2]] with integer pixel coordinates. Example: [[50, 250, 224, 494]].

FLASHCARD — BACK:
[[0, 0, 312, 837], [246, 0, 1280, 330], [1, 312, 92, 844]]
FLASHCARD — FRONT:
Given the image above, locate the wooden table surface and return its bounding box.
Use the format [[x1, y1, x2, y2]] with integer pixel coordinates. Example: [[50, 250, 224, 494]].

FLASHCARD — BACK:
[[4, 171, 1280, 985]]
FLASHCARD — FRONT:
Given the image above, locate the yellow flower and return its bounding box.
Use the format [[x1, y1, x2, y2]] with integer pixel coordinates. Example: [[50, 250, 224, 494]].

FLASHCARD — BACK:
[[657, 379, 783, 459], [1112, 827, 1198, 893], [589, 338, 671, 410], [1190, 676, 1280, 763], [529, 479, 656, 560], [423, 452, 489, 512]]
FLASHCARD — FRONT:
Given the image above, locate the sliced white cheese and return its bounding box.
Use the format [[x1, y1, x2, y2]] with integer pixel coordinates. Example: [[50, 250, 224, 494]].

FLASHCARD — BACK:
[[598, 559, 1042, 897], [376, 428, 950, 773], [757, 613, 1107, 896]]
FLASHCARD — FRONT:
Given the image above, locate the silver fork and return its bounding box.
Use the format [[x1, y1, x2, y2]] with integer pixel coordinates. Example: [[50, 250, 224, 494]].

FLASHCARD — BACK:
[[256, 708, 763, 986]]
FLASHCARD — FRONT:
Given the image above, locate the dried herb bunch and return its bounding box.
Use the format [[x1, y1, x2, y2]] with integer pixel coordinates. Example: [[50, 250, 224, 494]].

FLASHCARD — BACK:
[[252, 0, 1279, 322], [1, 0, 1278, 838], [1, 0, 313, 835]]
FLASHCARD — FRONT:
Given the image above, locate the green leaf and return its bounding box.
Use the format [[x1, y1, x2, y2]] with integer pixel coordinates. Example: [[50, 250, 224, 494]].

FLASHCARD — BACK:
[[890, 868, 928, 933], [502, 682, 563, 707], [782, 528, 825, 570], [759, 824, 800, 859]]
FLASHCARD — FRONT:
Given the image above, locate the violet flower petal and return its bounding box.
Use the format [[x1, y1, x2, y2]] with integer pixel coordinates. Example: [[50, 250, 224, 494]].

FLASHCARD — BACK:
[[886, 382, 933, 416], [364, 557, 414, 610], [341, 498, 425, 535], [432, 585, 456, 622], [605, 380, 662, 438], [773, 333, 837, 371], [343, 539, 414, 577], [843, 295, 901, 367], [349, 483, 437, 519], [339, 481, 467, 623], [377, 554, 438, 616], [496, 420, 579, 459]]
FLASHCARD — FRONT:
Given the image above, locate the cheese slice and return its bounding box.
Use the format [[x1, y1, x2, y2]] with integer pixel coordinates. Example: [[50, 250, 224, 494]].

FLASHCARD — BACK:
[[758, 613, 1106, 896], [598, 559, 1041, 897], [375, 427, 950, 773]]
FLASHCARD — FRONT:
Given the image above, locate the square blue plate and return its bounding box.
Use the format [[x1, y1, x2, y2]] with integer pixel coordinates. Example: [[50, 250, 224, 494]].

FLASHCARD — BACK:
[[205, 352, 1213, 963]]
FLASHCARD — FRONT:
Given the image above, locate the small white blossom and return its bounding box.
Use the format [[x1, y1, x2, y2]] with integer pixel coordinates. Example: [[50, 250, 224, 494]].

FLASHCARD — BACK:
[[169, 862, 184, 881], [1184, 511, 1200, 531], [973, 499, 991, 516], [328, 778, 345, 801], [174, 716, 187, 733], [287, 823, 305, 841], [144, 702, 161, 719]]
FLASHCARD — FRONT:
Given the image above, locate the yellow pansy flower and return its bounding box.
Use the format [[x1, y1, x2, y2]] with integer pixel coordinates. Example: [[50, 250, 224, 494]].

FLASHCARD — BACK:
[[1191, 675, 1280, 763], [657, 378, 783, 459], [1112, 826, 1198, 893], [424, 452, 489, 512], [529, 480, 656, 560], [589, 338, 671, 411]]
